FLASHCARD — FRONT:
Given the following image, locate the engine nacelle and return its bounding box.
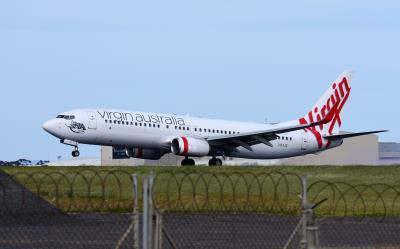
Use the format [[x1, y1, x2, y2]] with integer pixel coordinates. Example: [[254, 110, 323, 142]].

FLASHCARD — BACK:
[[171, 136, 210, 157], [125, 147, 164, 160]]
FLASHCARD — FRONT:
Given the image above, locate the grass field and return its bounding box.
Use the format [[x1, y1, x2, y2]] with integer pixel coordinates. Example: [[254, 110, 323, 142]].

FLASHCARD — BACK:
[[1, 165, 400, 216]]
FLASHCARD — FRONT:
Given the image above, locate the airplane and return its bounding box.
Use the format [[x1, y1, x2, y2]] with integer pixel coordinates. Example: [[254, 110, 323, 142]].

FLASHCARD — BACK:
[[42, 70, 386, 166]]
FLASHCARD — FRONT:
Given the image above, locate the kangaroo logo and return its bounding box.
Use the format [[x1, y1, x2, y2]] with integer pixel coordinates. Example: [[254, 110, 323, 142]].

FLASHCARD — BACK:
[[66, 121, 87, 134]]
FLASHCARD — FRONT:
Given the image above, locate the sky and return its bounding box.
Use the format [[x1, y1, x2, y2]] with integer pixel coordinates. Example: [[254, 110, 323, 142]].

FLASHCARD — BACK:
[[1, 0, 399, 161]]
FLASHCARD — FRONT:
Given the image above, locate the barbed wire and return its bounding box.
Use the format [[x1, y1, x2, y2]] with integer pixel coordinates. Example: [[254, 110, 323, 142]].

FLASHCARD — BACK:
[[308, 181, 400, 221], [152, 171, 304, 214], [0, 169, 399, 220], [0, 169, 135, 213]]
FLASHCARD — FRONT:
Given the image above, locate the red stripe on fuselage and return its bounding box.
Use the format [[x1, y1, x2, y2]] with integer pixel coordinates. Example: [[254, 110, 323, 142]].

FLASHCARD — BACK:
[[299, 118, 323, 148]]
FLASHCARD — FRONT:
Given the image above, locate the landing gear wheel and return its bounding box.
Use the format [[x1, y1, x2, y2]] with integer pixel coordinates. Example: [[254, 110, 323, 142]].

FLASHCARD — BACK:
[[72, 150, 80, 157], [209, 158, 223, 166], [181, 158, 195, 166]]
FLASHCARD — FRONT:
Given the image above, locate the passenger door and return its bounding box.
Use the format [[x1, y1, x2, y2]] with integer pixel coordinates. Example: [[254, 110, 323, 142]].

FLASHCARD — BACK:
[[87, 111, 97, 129]]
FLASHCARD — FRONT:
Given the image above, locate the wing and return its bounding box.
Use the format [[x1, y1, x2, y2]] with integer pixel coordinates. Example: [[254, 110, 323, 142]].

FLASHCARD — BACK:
[[206, 102, 338, 152]]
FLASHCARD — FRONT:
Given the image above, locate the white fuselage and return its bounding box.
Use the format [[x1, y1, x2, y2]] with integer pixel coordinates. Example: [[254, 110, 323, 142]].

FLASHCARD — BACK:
[[43, 109, 342, 160]]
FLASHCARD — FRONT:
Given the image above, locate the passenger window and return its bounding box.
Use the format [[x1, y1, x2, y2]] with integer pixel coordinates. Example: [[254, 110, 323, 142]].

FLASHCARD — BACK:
[[212, 129, 215, 133], [139, 123, 142, 126], [217, 130, 219, 133], [166, 125, 169, 129], [179, 127, 181, 130], [187, 127, 190, 131], [135, 122, 138, 126], [144, 123, 147, 127], [157, 124, 160, 128]]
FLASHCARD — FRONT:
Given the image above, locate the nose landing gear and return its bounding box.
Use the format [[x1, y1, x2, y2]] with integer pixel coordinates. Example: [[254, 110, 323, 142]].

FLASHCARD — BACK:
[[60, 139, 80, 158], [72, 147, 80, 157]]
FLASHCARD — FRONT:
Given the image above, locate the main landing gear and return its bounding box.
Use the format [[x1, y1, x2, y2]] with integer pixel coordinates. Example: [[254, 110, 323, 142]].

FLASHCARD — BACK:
[[180, 157, 223, 166], [181, 157, 195, 166], [208, 157, 222, 166], [72, 146, 80, 157]]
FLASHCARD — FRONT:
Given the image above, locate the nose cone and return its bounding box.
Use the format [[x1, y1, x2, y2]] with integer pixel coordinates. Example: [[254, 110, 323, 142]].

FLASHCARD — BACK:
[[42, 119, 59, 136]]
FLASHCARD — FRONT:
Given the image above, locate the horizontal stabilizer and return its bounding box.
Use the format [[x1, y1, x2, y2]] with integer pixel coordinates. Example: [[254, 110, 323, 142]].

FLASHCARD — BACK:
[[323, 130, 388, 140]]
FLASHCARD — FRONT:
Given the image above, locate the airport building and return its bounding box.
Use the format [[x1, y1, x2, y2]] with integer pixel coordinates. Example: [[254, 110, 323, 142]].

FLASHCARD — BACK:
[[101, 133, 400, 166]]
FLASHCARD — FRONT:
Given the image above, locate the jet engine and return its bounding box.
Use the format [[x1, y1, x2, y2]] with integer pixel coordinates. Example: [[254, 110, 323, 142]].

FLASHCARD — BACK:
[[125, 147, 164, 160], [171, 136, 210, 157]]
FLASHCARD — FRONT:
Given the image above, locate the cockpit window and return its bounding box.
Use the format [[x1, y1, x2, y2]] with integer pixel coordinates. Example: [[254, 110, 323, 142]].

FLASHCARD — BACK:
[[56, 115, 75, 120]]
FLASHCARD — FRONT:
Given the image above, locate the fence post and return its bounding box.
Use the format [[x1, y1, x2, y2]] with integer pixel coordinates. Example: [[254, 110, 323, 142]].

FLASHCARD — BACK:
[[153, 210, 163, 249], [143, 172, 156, 249], [132, 174, 139, 249], [143, 175, 149, 249], [148, 172, 155, 249], [300, 175, 308, 249], [300, 175, 320, 249]]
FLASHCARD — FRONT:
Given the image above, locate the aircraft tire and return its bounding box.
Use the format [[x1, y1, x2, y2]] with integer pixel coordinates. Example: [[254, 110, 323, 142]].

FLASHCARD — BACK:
[[72, 150, 80, 157], [181, 158, 195, 166]]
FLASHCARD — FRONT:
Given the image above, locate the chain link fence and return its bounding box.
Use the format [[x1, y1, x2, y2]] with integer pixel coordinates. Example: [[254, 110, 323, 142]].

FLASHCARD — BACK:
[[152, 171, 305, 249], [308, 181, 400, 249], [0, 169, 139, 249], [0, 168, 399, 249]]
